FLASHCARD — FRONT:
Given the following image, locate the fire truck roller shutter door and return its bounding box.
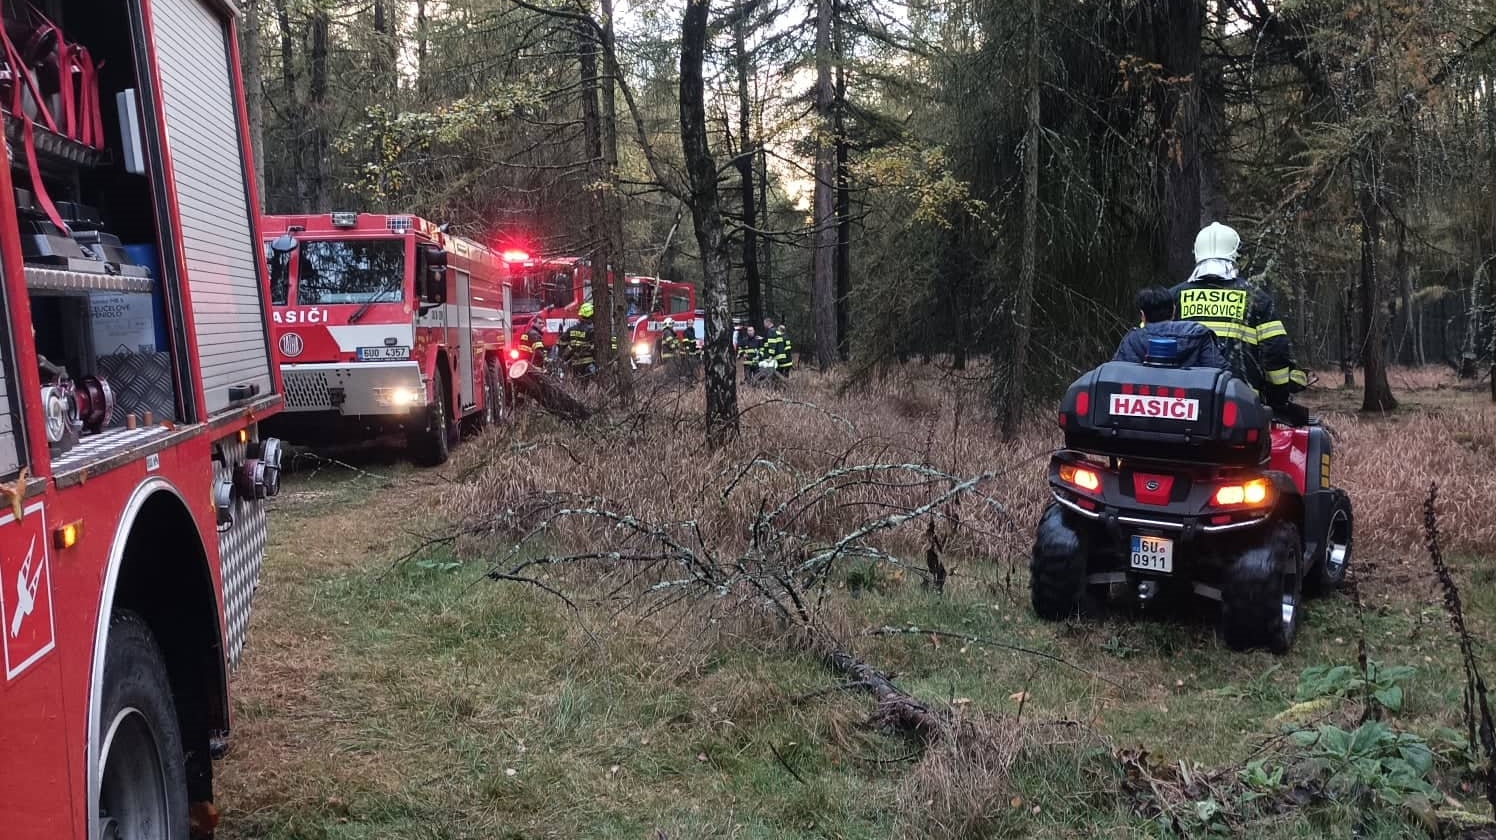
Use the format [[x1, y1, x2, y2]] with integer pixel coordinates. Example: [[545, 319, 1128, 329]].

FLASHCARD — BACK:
[[151, 0, 274, 416]]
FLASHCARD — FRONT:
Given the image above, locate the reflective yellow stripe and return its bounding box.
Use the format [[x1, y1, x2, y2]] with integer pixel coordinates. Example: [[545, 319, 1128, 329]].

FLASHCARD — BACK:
[[1289, 369, 1308, 386], [1196, 319, 1253, 343], [1257, 320, 1288, 341], [1266, 367, 1293, 386]]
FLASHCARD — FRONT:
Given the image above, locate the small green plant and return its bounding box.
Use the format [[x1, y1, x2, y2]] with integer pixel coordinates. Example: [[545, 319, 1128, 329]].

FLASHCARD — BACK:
[[1237, 758, 1286, 803], [1291, 721, 1439, 807], [1295, 661, 1417, 713], [1100, 635, 1138, 659]]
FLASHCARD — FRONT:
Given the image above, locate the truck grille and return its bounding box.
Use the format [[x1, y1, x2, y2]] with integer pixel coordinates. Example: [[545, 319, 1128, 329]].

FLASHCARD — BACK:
[[282, 369, 332, 409]]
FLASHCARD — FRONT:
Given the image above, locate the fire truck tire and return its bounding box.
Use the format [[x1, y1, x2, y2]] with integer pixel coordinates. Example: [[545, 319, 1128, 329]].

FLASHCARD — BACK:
[[98, 611, 190, 840], [486, 360, 508, 425], [410, 373, 451, 466], [1220, 522, 1302, 653]]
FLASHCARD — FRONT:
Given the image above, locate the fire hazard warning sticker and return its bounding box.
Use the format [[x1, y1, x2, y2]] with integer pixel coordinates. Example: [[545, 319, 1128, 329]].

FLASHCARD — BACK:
[[0, 503, 54, 682]]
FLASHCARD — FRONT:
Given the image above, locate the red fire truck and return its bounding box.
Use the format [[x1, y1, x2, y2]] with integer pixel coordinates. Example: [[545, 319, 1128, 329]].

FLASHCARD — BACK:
[[507, 255, 697, 365], [0, 1, 284, 838], [260, 212, 512, 465]]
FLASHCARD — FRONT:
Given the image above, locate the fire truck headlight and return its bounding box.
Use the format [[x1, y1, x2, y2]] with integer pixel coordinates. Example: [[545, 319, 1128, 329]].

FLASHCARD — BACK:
[[632, 341, 651, 361], [391, 387, 422, 407]]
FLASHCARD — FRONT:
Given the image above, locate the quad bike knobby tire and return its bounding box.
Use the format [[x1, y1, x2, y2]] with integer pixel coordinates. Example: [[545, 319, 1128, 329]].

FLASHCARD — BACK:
[[1306, 489, 1352, 596], [1220, 521, 1303, 653], [1030, 502, 1093, 620]]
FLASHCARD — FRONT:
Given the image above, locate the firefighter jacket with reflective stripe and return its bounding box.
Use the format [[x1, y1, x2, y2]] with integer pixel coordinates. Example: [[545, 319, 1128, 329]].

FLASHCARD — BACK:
[[565, 320, 595, 367], [1168, 276, 1306, 404], [738, 336, 763, 364], [660, 331, 679, 359], [762, 328, 794, 368], [680, 335, 699, 355]]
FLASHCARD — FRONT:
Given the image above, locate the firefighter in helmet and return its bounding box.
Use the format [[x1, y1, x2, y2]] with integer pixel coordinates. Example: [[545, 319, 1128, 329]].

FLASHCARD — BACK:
[[1169, 222, 1307, 410], [761, 317, 793, 379], [660, 317, 680, 363], [564, 301, 596, 379]]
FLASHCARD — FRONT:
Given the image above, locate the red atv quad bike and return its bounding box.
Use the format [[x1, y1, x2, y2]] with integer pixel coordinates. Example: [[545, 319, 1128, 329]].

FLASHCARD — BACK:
[[1030, 341, 1353, 652]]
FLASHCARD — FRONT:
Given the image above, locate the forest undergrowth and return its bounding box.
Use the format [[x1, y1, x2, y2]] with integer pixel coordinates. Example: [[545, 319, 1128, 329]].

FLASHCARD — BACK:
[[219, 365, 1496, 839]]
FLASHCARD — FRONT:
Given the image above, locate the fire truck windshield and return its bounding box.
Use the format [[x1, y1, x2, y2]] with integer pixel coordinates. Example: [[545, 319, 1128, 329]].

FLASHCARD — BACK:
[[625, 283, 655, 317], [512, 268, 578, 313], [295, 239, 407, 306]]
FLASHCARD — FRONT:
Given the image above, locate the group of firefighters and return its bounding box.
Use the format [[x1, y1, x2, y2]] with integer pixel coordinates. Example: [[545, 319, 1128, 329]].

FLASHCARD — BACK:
[[515, 302, 796, 385]]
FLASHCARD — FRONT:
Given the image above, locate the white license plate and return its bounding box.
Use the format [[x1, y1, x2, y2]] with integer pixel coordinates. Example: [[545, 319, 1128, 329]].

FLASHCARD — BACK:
[[357, 346, 410, 361], [1129, 535, 1174, 573]]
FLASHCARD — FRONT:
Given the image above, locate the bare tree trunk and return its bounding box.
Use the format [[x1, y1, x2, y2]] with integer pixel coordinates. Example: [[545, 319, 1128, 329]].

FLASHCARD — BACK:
[[307, 6, 332, 211], [758, 132, 773, 317], [734, 10, 764, 329], [1341, 282, 1356, 387], [240, 0, 265, 206], [1153, 0, 1203, 281], [600, 0, 632, 402], [999, 0, 1040, 441], [833, 0, 851, 361], [1393, 220, 1413, 364], [1357, 144, 1397, 411], [272, 0, 302, 211], [812, 0, 838, 369], [415, 0, 430, 97], [578, 20, 615, 392], [681, 0, 739, 446]]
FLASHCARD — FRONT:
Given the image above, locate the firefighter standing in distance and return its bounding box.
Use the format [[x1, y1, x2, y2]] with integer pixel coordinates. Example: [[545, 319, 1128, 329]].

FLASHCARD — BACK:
[[564, 301, 597, 379], [522, 321, 547, 370], [679, 324, 701, 383], [738, 325, 763, 381], [1169, 222, 1307, 409], [762, 318, 794, 379]]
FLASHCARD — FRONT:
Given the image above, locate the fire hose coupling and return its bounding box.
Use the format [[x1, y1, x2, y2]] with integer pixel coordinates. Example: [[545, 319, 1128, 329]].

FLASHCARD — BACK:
[[235, 437, 285, 500], [213, 477, 235, 527]]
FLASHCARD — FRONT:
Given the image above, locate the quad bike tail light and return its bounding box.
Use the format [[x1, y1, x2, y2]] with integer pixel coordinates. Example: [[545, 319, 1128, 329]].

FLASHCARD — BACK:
[[1213, 478, 1271, 507], [1059, 463, 1102, 492]]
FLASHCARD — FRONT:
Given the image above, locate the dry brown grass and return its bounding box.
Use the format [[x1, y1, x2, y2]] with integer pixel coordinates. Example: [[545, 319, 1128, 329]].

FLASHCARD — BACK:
[[444, 370, 1056, 598]]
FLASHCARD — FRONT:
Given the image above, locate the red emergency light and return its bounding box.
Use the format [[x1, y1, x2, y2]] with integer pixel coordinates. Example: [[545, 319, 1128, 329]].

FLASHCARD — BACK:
[[502, 249, 531, 263]]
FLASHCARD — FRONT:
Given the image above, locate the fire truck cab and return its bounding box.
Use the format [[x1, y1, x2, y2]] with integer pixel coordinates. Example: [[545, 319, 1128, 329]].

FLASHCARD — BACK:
[[0, 1, 283, 838], [261, 212, 512, 466], [507, 255, 697, 365]]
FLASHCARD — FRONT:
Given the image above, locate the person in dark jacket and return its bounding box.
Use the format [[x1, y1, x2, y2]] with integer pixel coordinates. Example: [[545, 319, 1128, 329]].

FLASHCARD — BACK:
[[564, 301, 596, 379], [761, 318, 793, 378], [1168, 222, 1307, 407], [1114, 286, 1228, 368]]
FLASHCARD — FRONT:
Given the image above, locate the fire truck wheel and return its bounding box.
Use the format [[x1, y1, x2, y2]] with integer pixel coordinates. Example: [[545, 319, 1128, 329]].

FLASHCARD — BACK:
[[486, 360, 507, 425], [410, 373, 451, 466], [98, 611, 190, 840], [1220, 522, 1303, 653]]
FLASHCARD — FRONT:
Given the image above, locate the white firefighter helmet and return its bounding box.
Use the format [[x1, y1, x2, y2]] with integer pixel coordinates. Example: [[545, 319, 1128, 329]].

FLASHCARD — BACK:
[[663, 317, 676, 328], [1193, 222, 1240, 263]]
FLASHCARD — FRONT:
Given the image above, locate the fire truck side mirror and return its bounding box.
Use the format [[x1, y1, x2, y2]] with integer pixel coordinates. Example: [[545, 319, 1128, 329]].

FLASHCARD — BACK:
[[419, 245, 449, 305]]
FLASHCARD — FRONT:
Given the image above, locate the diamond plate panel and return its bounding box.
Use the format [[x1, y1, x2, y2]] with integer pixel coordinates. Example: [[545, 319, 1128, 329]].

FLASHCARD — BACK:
[[214, 434, 268, 670], [96, 353, 176, 426]]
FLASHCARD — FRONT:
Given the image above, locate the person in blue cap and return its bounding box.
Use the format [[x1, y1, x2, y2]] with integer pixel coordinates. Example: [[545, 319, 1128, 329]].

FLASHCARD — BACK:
[[1113, 286, 1227, 368]]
